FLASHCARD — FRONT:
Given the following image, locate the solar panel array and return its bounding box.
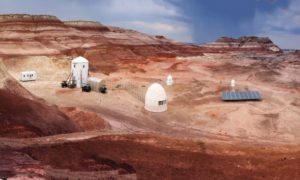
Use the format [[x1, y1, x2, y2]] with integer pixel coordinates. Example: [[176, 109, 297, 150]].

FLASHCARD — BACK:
[[222, 91, 261, 101]]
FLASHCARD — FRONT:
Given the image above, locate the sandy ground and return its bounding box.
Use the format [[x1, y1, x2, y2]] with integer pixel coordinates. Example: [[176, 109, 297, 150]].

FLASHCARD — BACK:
[[3, 53, 300, 145]]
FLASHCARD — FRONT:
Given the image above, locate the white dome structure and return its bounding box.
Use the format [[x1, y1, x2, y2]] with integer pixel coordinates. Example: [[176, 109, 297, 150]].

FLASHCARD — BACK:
[[166, 75, 173, 86], [144, 83, 167, 112]]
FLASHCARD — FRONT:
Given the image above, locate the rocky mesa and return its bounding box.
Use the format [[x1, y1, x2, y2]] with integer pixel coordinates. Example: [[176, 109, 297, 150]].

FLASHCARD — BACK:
[[200, 36, 282, 53]]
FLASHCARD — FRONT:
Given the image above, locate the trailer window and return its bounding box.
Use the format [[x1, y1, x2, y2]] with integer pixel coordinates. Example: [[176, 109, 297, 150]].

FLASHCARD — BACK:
[[74, 64, 76, 68], [158, 100, 166, 105], [83, 65, 85, 68]]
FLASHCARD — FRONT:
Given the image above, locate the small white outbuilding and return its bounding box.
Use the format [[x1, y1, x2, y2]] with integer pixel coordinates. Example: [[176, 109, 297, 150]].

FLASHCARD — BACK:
[[166, 75, 173, 86], [144, 83, 167, 112], [20, 71, 36, 82], [71, 56, 89, 88], [231, 79, 236, 87], [87, 77, 105, 92]]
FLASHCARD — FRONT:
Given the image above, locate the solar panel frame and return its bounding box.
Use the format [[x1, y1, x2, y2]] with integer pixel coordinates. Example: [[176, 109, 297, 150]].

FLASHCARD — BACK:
[[222, 91, 261, 101]]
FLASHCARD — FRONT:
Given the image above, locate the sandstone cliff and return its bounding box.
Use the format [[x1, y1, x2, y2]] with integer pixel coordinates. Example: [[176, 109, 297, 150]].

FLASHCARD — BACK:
[[64, 21, 110, 31]]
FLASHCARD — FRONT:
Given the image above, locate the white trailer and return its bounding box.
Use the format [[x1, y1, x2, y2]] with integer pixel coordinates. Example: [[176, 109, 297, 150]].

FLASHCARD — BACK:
[[20, 71, 36, 82], [87, 77, 105, 92]]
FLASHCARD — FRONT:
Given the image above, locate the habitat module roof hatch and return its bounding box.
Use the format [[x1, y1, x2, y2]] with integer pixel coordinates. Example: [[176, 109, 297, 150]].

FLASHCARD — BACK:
[[222, 91, 261, 101]]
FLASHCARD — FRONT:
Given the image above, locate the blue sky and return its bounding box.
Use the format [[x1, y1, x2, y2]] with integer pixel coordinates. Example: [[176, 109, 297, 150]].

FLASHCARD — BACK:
[[0, 0, 300, 49]]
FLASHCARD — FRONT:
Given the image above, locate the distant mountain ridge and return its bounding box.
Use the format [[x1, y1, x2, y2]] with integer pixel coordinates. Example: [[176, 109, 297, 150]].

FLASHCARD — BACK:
[[200, 36, 282, 53], [0, 14, 202, 57], [0, 14, 282, 64]]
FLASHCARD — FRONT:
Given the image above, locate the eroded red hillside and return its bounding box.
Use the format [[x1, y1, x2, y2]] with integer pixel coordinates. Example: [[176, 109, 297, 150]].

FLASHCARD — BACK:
[[60, 107, 111, 131], [0, 14, 203, 59], [0, 89, 82, 138]]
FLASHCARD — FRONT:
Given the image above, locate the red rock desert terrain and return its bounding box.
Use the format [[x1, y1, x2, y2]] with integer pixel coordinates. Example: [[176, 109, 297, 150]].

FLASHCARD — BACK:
[[0, 14, 300, 179]]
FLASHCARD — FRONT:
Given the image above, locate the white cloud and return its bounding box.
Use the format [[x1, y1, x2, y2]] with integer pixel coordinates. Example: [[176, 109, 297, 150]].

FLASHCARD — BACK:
[[131, 21, 176, 33], [254, 0, 300, 49], [266, 31, 300, 49], [127, 21, 193, 42], [104, 0, 180, 17], [97, 0, 193, 42], [0, 0, 193, 42]]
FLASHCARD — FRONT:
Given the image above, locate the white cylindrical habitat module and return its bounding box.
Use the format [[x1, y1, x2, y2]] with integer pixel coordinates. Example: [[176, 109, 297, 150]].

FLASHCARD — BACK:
[[71, 56, 89, 88], [144, 83, 167, 112]]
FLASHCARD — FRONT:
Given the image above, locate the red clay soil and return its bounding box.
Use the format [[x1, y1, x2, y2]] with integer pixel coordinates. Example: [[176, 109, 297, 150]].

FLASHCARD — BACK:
[[3, 78, 37, 100], [60, 107, 111, 131], [0, 150, 44, 178], [0, 89, 82, 138], [17, 134, 300, 180]]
